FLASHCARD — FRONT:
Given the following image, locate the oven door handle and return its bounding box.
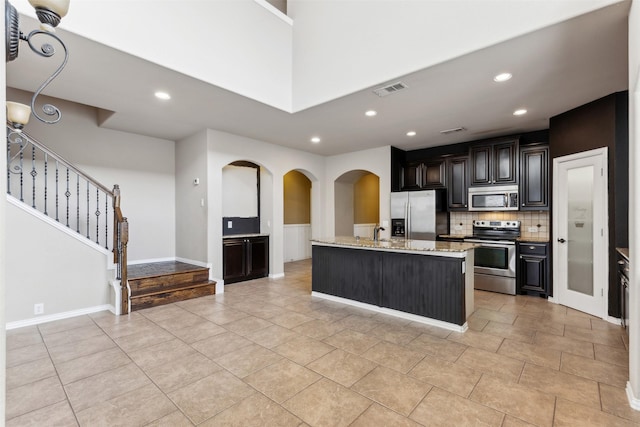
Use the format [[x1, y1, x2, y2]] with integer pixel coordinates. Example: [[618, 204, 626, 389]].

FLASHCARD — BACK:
[[464, 239, 516, 247]]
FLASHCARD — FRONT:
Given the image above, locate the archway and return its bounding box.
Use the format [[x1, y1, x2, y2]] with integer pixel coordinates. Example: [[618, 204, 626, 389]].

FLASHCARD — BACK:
[[334, 170, 380, 238], [283, 170, 312, 261]]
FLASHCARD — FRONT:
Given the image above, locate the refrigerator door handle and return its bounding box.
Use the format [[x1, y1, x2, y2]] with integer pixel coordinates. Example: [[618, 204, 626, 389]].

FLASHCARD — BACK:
[[406, 201, 411, 239]]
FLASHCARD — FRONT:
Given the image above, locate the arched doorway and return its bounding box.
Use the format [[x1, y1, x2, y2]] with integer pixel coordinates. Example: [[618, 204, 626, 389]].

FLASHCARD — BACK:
[[334, 170, 380, 238], [283, 170, 312, 262]]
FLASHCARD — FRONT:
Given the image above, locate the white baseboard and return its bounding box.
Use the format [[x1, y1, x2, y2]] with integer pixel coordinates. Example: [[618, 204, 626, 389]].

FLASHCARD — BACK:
[[175, 257, 209, 268], [311, 291, 467, 333], [127, 257, 175, 265], [626, 382, 640, 411], [270, 273, 285, 279], [6, 304, 112, 330]]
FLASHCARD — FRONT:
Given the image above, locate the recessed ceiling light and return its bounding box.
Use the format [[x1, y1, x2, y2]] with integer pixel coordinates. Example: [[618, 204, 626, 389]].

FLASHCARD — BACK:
[[154, 91, 171, 100], [310, 136, 321, 144], [365, 110, 377, 117], [513, 109, 527, 116], [493, 72, 512, 82], [406, 131, 417, 137]]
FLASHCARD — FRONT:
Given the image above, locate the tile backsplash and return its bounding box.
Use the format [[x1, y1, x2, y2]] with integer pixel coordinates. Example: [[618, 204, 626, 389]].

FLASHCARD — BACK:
[[449, 211, 549, 240]]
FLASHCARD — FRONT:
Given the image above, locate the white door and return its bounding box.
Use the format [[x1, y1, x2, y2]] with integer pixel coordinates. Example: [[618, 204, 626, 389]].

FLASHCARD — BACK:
[[553, 148, 608, 318]]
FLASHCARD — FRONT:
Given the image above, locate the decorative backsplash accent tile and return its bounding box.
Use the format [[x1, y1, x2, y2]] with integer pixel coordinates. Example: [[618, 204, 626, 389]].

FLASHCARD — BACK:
[[449, 211, 549, 240]]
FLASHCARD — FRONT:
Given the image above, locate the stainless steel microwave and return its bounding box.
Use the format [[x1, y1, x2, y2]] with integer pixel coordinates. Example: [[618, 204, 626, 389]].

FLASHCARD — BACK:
[[468, 185, 519, 211]]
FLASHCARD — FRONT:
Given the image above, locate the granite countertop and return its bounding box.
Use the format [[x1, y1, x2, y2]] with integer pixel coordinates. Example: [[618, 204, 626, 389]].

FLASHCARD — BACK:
[[312, 236, 479, 255], [438, 234, 469, 240], [617, 247, 629, 261]]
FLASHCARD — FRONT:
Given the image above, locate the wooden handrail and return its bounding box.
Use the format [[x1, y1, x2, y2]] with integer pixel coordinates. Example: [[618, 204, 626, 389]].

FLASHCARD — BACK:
[[7, 124, 131, 315]]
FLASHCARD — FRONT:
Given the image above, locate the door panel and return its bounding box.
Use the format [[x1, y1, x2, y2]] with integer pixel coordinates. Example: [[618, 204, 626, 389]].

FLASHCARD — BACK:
[[553, 148, 607, 318]]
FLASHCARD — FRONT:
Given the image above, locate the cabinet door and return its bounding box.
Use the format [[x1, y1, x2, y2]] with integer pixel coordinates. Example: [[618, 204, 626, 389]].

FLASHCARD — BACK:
[[520, 145, 549, 210], [421, 160, 446, 189], [518, 255, 547, 294], [470, 145, 492, 185], [223, 238, 246, 283], [493, 141, 518, 184], [402, 163, 422, 190], [447, 156, 469, 210], [247, 236, 269, 279]]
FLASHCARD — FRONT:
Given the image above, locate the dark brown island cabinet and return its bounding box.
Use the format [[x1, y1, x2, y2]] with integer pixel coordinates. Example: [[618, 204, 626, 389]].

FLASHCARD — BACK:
[[517, 241, 550, 297], [223, 235, 269, 284], [311, 240, 475, 328], [470, 138, 518, 186]]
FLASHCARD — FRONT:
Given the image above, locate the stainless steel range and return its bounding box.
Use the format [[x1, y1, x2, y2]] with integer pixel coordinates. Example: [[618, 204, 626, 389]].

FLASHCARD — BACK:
[[464, 220, 521, 295]]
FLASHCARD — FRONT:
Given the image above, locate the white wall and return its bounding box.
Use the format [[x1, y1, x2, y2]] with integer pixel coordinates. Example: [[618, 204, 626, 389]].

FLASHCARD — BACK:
[[13, 0, 293, 112], [289, 0, 624, 111], [175, 130, 209, 263], [325, 146, 391, 240], [5, 201, 111, 323], [222, 165, 259, 217], [7, 88, 176, 262], [334, 181, 354, 236], [283, 224, 311, 262], [1, 41, 7, 421], [627, 0, 639, 410], [205, 129, 325, 283]]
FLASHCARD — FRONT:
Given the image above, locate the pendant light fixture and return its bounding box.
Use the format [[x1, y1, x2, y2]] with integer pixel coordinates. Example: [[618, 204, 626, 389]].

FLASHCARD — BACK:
[[5, 0, 70, 128]]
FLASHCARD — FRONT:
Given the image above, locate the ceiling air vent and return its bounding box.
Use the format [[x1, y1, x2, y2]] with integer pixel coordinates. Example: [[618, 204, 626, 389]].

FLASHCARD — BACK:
[[373, 81, 408, 97], [440, 127, 467, 135]]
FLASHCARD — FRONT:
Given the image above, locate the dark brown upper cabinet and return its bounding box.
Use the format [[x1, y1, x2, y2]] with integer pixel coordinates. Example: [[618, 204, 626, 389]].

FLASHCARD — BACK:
[[401, 162, 422, 190], [421, 159, 446, 189], [470, 139, 518, 186], [519, 144, 549, 210], [446, 156, 469, 210]]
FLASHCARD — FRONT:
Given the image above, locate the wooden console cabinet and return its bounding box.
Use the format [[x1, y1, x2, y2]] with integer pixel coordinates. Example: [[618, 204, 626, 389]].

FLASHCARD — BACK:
[[223, 235, 269, 284]]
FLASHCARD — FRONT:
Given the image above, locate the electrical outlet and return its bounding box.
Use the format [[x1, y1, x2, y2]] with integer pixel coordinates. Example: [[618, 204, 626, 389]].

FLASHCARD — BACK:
[[34, 303, 44, 315], [454, 225, 463, 231], [528, 227, 539, 232]]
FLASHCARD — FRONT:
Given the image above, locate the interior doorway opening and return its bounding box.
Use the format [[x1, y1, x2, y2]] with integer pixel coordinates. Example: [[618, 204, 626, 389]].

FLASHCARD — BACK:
[[334, 170, 380, 238], [283, 170, 312, 262]]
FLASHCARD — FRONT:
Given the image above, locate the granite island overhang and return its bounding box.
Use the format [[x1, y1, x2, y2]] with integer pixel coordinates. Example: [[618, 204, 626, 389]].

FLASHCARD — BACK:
[[311, 237, 478, 332]]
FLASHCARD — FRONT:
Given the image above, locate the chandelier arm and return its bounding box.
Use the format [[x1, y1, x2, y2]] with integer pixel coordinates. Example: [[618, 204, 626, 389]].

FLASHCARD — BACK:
[[24, 29, 68, 124]]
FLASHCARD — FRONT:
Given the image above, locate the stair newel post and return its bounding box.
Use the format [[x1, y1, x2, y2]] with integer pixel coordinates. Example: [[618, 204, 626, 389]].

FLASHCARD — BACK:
[[120, 217, 129, 315], [112, 184, 121, 264]]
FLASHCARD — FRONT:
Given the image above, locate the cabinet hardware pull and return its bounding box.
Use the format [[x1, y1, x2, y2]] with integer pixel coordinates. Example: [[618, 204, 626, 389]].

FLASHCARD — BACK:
[[557, 238, 566, 243], [529, 246, 535, 250]]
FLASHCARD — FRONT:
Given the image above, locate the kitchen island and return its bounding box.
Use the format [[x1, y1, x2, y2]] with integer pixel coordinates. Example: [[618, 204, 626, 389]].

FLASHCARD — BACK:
[[311, 237, 477, 332]]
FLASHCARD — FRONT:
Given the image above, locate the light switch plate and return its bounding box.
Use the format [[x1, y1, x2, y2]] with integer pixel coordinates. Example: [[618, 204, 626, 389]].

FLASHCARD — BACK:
[[454, 225, 463, 231], [227, 220, 233, 228]]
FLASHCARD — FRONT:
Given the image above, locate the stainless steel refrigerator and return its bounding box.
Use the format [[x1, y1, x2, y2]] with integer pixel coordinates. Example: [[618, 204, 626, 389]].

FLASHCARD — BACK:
[[390, 190, 449, 240]]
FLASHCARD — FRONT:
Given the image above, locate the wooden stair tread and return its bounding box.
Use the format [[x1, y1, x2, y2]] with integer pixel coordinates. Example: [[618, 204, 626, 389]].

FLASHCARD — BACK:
[[131, 282, 217, 311], [128, 261, 208, 280], [131, 280, 217, 298], [126, 261, 217, 311]]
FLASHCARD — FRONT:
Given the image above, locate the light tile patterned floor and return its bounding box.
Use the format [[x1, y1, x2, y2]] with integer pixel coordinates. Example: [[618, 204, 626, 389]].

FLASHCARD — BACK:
[[5, 259, 639, 426]]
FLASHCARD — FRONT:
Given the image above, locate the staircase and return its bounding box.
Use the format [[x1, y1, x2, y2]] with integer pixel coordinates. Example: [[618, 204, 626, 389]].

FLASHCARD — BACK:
[[128, 261, 217, 311]]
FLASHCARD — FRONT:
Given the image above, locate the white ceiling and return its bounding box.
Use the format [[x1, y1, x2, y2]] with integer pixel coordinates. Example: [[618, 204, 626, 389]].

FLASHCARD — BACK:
[[6, 1, 630, 156]]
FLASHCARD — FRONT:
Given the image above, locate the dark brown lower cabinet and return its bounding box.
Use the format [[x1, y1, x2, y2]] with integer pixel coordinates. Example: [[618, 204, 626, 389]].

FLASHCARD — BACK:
[[223, 235, 269, 284], [517, 241, 549, 297]]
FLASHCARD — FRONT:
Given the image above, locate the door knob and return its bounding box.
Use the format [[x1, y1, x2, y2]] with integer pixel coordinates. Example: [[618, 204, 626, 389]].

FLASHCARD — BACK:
[[557, 238, 566, 243]]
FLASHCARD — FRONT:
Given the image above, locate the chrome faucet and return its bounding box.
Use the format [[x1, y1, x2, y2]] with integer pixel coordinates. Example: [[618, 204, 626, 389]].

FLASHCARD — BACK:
[[373, 225, 385, 241]]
